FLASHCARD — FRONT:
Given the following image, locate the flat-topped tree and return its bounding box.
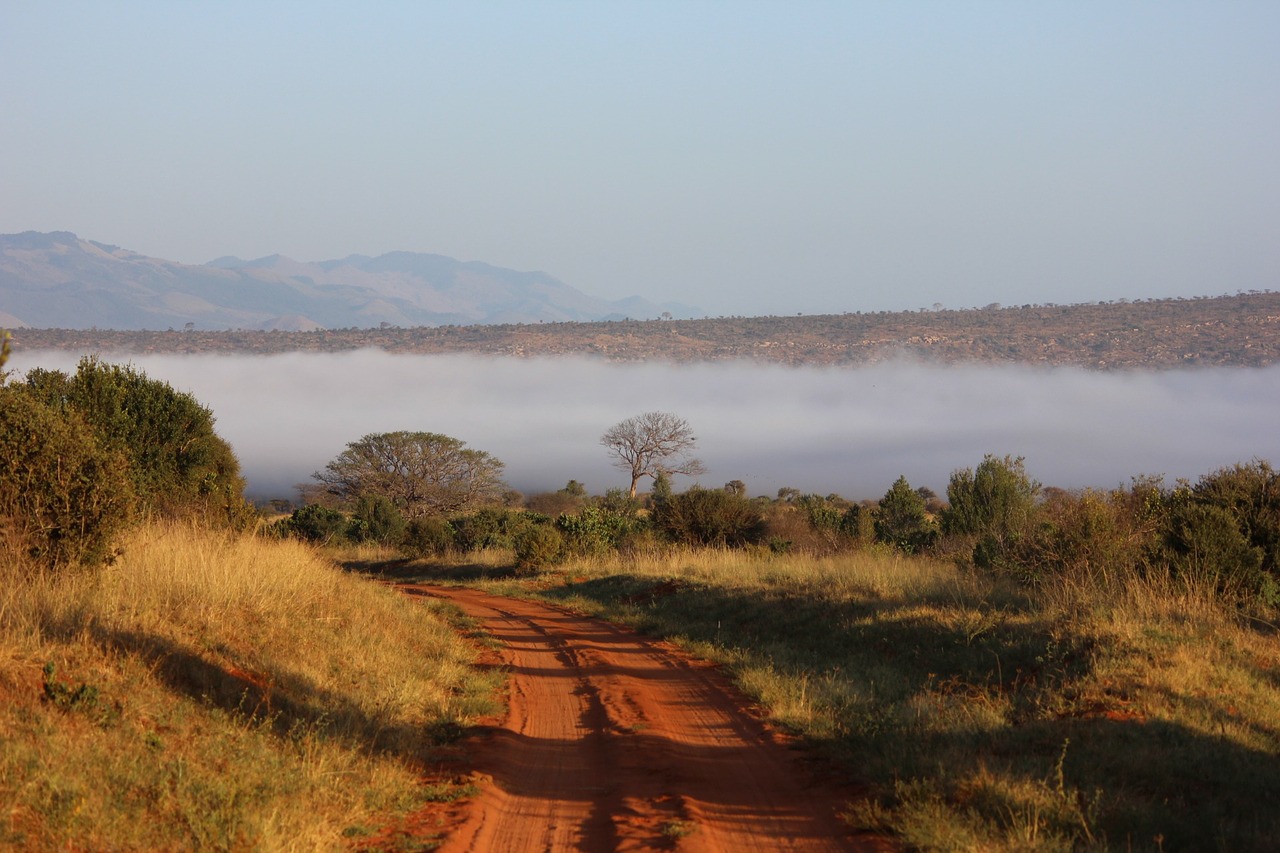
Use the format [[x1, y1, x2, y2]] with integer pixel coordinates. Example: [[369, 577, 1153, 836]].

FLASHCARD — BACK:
[[601, 411, 706, 498]]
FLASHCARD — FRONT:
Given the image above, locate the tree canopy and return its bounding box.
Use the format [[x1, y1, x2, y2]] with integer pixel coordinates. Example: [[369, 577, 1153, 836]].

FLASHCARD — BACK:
[[314, 431, 506, 518], [601, 411, 706, 498]]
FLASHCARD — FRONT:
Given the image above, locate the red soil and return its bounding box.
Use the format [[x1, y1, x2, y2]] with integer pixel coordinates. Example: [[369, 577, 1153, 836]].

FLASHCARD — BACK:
[[392, 584, 892, 852]]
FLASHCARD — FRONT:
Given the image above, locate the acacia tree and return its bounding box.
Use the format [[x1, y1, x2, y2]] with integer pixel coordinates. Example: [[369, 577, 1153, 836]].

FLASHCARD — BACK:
[[314, 431, 506, 518], [601, 411, 706, 498]]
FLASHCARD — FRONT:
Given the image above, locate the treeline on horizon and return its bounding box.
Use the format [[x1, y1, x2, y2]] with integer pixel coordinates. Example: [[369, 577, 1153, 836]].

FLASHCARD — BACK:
[[8, 290, 1280, 370]]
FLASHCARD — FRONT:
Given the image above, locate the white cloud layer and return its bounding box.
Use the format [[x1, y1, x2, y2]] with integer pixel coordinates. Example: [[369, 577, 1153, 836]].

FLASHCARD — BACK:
[[13, 351, 1280, 502]]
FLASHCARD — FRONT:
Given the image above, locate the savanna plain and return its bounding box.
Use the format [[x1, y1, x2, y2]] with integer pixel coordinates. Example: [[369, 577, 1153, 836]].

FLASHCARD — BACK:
[[2, 334, 1279, 852]]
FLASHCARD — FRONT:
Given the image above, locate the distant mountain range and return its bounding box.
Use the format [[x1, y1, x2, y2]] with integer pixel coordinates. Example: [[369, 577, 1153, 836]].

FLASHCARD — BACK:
[[0, 231, 697, 330]]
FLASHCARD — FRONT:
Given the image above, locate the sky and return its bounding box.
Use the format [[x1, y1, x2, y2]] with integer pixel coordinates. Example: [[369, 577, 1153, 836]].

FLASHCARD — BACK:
[[13, 350, 1280, 503], [3, 2, 1278, 316]]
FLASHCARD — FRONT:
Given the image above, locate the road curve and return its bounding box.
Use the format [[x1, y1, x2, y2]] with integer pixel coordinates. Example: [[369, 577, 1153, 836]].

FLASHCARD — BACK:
[[401, 584, 886, 853]]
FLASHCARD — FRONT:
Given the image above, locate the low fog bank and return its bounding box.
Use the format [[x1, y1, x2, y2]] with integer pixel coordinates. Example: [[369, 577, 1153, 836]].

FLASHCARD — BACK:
[[13, 350, 1280, 503]]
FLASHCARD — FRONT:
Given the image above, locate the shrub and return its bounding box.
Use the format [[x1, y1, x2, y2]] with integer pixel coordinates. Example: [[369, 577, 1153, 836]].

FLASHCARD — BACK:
[[556, 505, 641, 557], [401, 516, 456, 558], [943, 455, 1039, 568], [0, 386, 135, 570], [514, 524, 562, 573], [448, 508, 548, 553], [1191, 460, 1280, 582], [653, 487, 763, 547], [349, 494, 407, 546], [1160, 500, 1266, 599], [23, 357, 248, 525], [280, 504, 349, 545], [1017, 488, 1149, 585], [875, 476, 937, 553]]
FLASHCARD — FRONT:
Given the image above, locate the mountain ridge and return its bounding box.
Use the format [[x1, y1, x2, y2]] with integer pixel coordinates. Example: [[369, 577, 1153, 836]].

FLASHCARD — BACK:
[[0, 231, 697, 330]]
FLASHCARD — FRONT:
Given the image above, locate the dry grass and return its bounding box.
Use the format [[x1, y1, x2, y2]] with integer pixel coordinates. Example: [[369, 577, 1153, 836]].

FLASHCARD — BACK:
[[405, 542, 1280, 851], [0, 521, 496, 851]]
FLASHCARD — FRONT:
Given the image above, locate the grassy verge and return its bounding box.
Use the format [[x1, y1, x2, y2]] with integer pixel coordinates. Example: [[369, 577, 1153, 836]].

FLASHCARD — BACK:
[[0, 522, 499, 851], [398, 545, 1280, 852]]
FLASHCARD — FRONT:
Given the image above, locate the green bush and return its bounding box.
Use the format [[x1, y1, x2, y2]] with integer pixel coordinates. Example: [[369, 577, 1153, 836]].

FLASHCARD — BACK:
[[401, 516, 456, 558], [1191, 461, 1280, 581], [23, 357, 248, 524], [555, 505, 641, 557], [943, 455, 1039, 568], [279, 504, 349, 545], [874, 476, 937, 553], [0, 386, 135, 570], [514, 524, 562, 573], [349, 494, 407, 546], [654, 487, 763, 547], [1161, 500, 1267, 600], [448, 508, 548, 553]]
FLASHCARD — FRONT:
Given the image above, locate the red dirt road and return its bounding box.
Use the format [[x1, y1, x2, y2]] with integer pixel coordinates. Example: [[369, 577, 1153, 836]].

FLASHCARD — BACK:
[[402, 585, 886, 852]]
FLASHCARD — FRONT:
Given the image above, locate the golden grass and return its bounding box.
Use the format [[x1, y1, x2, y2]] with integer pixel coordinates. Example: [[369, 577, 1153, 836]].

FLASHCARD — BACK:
[[408, 542, 1280, 851], [0, 521, 496, 851]]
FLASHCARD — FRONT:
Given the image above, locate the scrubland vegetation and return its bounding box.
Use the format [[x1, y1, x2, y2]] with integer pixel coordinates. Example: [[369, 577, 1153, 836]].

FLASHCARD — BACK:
[[0, 349, 494, 849], [3, 342, 1278, 851], [311, 442, 1280, 850]]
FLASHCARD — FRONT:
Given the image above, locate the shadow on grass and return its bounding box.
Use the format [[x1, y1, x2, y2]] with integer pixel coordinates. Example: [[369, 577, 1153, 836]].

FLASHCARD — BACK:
[[82, 625, 454, 764], [338, 556, 522, 584], [536, 574, 1280, 851]]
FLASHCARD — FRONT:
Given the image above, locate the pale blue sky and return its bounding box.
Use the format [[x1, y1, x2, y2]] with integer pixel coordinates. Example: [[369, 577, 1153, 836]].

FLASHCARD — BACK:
[[3, 1, 1277, 315]]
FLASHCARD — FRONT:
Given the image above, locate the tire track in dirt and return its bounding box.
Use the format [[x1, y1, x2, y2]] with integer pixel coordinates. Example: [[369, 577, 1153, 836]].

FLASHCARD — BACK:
[[402, 585, 889, 852]]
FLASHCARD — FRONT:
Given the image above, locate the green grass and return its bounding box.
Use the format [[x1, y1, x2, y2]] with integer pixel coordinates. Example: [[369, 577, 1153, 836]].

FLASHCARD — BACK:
[[399, 544, 1280, 852]]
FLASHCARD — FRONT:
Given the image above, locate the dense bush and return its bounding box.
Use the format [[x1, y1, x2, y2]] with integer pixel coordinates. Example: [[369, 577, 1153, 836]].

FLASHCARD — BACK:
[[1013, 487, 1150, 585], [1190, 461, 1280, 582], [943, 454, 1039, 569], [514, 524, 562, 572], [23, 357, 249, 526], [875, 476, 937, 553], [276, 504, 349, 545], [760, 495, 863, 554], [556, 505, 642, 557], [401, 516, 456, 557], [1160, 497, 1270, 601], [349, 494, 407, 545], [654, 487, 763, 547], [450, 508, 543, 552], [0, 386, 135, 570]]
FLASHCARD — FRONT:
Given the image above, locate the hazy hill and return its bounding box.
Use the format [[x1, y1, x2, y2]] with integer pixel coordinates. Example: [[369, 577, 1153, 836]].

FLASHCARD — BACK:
[[13, 291, 1280, 371], [0, 231, 694, 330]]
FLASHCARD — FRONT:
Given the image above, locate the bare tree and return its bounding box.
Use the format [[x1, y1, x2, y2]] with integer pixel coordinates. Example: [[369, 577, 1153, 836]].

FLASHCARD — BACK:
[[601, 411, 706, 498]]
